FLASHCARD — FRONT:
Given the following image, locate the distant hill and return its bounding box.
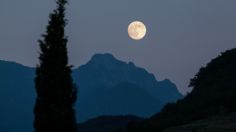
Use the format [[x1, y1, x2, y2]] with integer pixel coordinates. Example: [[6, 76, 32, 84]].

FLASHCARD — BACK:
[[0, 53, 182, 132], [78, 115, 144, 132], [0, 61, 35, 132], [73, 53, 183, 121], [126, 48, 236, 132]]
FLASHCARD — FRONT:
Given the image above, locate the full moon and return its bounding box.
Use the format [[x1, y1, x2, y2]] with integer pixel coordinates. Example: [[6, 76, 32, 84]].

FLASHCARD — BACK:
[[128, 21, 147, 40]]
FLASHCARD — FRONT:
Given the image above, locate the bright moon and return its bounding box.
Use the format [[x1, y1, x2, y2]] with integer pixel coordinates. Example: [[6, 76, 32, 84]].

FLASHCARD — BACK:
[[128, 21, 147, 40]]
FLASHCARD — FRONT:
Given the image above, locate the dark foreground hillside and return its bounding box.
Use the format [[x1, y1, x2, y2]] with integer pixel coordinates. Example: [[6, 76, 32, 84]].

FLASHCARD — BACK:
[[78, 115, 144, 132], [163, 113, 236, 132], [125, 48, 236, 132]]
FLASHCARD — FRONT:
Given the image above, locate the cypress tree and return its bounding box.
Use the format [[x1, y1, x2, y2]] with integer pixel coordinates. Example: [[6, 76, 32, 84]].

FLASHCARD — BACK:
[[34, 0, 77, 132]]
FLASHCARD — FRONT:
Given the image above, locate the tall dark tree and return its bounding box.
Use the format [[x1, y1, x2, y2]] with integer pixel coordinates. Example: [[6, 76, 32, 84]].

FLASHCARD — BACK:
[[34, 0, 77, 132]]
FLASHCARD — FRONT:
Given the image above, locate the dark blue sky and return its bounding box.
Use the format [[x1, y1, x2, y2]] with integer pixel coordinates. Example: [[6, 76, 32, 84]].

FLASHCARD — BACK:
[[1, 0, 236, 94]]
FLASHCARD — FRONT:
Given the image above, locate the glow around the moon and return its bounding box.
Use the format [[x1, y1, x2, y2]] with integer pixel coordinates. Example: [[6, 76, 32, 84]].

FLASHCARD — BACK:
[[128, 21, 147, 40]]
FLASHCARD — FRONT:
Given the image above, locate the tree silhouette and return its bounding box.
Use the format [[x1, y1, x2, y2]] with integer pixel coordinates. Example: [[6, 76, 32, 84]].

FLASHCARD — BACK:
[[34, 0, 77, 132]]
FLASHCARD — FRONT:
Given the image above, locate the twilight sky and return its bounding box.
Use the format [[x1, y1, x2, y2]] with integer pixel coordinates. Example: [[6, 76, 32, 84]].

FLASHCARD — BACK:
[[1, 0, 236, 94]]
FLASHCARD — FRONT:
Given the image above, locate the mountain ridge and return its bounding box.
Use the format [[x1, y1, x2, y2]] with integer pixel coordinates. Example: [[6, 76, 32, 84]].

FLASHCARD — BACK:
[[75, 53, 182, 103], [0, 53, 182, 132]]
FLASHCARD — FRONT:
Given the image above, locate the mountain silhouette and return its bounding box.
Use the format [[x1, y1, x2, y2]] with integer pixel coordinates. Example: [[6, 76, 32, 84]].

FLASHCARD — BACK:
[[73, 53, 183, 121], [0, 61, 35, 132], [0, 53, 182, 132], [74, 53, 182, 103]]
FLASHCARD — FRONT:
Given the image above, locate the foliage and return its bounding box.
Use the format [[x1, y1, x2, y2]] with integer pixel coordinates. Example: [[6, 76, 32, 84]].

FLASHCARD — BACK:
[[34, 0, 78, 132]]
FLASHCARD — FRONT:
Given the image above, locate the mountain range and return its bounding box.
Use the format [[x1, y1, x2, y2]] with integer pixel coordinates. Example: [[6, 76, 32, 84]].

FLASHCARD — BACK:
[[0, 53, 182, 132], [74, 53, 182, 122]]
